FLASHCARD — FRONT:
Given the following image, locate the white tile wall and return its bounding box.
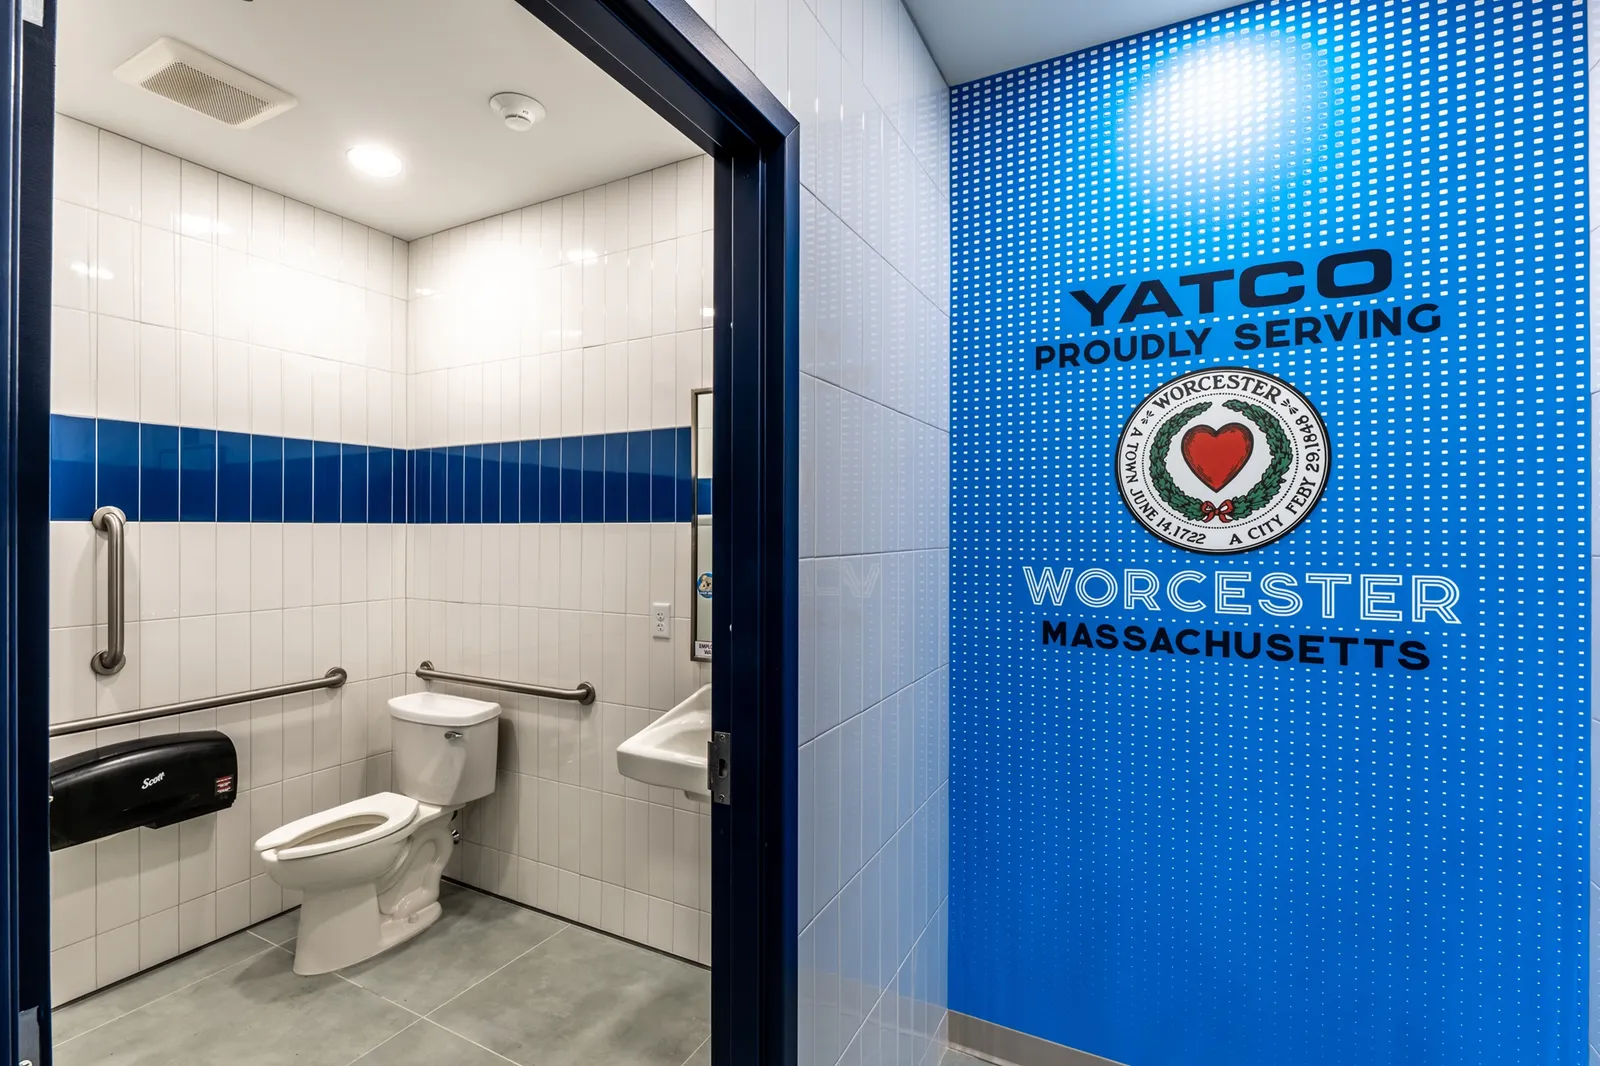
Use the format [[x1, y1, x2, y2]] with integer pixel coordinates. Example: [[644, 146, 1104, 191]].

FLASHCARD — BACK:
[[406, 156, 716, 965], [48, 116, 410, 1004], [696, 0, 956, 1062]]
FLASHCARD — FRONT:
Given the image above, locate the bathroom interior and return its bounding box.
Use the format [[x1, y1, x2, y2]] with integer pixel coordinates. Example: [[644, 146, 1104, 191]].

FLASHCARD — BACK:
[[45, 0, 719, 1062], [18, 0, 1586, 1064]]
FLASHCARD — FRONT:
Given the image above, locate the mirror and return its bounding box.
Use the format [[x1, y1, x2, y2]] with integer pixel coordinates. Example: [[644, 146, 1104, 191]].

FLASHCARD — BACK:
[[692, 389, 713, 661]]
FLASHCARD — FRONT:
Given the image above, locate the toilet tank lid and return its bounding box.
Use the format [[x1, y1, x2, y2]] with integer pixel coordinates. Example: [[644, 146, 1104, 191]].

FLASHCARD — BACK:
[[390, 691, 503, 726]]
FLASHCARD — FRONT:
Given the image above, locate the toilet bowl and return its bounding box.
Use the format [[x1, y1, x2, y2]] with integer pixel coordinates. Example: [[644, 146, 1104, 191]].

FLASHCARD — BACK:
[[253, 691, 502, 975]]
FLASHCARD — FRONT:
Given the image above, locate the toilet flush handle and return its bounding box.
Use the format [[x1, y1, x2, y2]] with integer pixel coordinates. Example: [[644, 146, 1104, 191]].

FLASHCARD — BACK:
[[443, 730, 464, 740]]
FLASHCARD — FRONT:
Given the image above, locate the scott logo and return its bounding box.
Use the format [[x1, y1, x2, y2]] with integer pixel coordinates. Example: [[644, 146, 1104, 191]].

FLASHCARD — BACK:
[[141, 772, 166, 790]]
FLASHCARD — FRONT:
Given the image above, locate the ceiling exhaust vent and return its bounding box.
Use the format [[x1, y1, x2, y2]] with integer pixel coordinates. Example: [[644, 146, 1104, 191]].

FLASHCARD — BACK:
[[113, 38, 296, 129]]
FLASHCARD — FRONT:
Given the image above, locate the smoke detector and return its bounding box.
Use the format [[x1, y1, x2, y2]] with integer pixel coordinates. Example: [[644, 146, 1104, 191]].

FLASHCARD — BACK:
[[113, 38, 296, 129], [489, 92, 547, 132]]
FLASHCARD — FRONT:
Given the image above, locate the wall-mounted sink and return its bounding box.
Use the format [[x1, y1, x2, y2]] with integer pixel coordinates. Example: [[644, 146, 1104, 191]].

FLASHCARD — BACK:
[[617, 684, 711, 801]]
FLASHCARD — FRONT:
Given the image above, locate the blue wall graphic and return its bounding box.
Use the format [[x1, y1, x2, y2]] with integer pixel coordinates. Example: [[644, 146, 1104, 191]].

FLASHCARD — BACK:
[[948, 2, 1589, 1064]]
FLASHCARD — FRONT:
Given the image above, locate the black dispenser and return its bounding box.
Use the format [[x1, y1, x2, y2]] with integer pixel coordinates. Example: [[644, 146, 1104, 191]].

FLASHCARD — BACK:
[[50, 732, 238, 851]]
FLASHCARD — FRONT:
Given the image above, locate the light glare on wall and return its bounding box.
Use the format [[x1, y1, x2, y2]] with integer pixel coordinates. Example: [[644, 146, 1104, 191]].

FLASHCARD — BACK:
[[179, 214, 232, 238], [69, 261, 113, 280]]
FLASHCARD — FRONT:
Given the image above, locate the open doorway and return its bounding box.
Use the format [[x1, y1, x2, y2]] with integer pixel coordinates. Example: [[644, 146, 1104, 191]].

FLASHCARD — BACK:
[[9, 0, 798, 1063]]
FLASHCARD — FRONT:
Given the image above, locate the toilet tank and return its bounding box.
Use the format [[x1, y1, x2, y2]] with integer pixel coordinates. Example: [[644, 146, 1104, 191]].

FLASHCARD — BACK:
[[388, 692, 502, 806]]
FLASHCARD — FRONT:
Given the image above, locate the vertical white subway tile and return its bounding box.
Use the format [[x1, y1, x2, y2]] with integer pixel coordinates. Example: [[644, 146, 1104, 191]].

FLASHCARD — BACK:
[[50, 843, 97, 951], [178, 236, 215, 335], [138, 323, 178, 425], [281, 198, 315, 270], [366, 228, 392, 296], [178, 614, 217, 702], [312, 358, 340, 441], [215, 338, 250, 430], [95, 214, 136, 321], [250, 611, 284, 688], [251, 525, 284, 612], [55, 115, 99, 209], [340, 218, 368, 287], [215, 524, 252, 615], [282, 524, 314, 610], [178, 161, 219, 237], [250, 186, 284, 261], [216, 176, 250, 254], [138, 824, 181, 919], [718, 0, 758, 67], [755, 0, 791, 103], [51, 202, 92, 313], [97, 131, 142, 221], [178, 331, 216, 428], [95, 830, 140, 932], [51, 307, 94, 417], [140, 523, 180, 621], [312, 208, 343, 277], [141, 146, 181, 231]]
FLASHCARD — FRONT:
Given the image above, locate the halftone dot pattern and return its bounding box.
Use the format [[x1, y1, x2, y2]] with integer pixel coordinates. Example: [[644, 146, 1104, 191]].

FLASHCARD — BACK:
[[948, 3, 1588, 1065]]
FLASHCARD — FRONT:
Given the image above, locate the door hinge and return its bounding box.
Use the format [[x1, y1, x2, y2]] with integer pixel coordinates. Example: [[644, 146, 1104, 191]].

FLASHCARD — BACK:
[[708, 731, 730, 805]]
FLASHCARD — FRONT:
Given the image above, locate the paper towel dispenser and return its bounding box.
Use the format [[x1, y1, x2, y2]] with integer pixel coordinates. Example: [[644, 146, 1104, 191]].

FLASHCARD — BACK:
[[50, 731, 238, 851]]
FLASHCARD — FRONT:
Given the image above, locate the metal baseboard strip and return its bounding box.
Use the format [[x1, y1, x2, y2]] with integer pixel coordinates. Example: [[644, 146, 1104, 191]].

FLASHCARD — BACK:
[[948, 1013, 1129, 1066]]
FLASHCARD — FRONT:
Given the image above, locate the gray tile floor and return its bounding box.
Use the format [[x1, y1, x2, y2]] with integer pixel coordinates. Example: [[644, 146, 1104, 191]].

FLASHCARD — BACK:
[[52, 882, 711, 1066]]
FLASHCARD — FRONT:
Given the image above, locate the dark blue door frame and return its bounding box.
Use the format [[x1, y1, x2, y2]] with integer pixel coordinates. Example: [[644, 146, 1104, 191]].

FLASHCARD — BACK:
[[11, 0, 54, 1060], [4, 1, 798, 1064], [509, 6, 798, 1062], [507, 6, 801, 1065]]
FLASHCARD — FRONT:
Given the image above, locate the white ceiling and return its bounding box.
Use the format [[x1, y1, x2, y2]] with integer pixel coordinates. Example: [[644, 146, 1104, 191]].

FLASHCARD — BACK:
[[903, 0, 1240, 85], [56, 0, 701, 239]]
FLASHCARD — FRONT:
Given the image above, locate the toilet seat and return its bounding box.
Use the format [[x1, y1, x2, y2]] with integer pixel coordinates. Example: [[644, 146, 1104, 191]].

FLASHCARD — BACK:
[[253, 792, 419, 862]]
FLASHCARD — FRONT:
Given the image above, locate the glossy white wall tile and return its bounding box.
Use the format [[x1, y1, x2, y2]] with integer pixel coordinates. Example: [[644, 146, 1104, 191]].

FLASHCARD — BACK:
[[47, 116, 410, 1004], [731, 0, 955, 1062], [406, 156, 715, 965]]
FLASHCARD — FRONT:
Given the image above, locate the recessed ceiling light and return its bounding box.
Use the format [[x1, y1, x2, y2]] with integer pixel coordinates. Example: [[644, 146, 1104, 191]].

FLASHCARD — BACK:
[[347, 144, 402, 178]]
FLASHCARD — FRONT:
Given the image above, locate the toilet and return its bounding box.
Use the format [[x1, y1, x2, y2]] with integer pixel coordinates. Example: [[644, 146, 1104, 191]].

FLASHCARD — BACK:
[[253, 691, 501, 975]]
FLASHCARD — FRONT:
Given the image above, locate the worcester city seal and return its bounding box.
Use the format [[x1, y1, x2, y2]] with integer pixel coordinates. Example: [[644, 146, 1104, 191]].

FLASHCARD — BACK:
[[1116, 366, 1330, 554]]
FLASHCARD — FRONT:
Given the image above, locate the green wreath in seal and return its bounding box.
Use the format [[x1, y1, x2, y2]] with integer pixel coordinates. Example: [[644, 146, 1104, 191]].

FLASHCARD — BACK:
[[1148, 400, 1292, 523]]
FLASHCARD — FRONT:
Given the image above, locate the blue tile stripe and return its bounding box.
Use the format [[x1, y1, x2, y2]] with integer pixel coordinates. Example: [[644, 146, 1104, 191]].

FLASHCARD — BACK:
[[49, 414, 696, 525]]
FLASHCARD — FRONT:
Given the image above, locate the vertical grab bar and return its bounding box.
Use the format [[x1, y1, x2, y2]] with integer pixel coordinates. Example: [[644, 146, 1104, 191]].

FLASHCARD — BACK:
[[90, 505, 127, 676]]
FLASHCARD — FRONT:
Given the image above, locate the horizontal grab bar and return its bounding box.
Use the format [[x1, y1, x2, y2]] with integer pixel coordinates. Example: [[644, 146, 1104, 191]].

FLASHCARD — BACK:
[[49, 668, 349, 738], [415, 660, 596, 706]]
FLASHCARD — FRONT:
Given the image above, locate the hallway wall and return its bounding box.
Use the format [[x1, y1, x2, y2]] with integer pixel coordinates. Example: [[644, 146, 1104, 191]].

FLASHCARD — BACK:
[[672, 0, 954, 1063], [947, 4, 1589, 1065], [46, 117, 410, 1002]]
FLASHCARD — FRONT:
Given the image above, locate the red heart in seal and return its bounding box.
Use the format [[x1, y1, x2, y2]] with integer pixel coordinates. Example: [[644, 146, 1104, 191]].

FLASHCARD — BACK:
[[1181, 422, 1254, 493]]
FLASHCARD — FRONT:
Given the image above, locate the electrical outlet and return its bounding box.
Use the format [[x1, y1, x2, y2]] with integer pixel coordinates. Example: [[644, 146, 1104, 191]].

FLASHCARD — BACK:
[[652, 602, 671, 639]]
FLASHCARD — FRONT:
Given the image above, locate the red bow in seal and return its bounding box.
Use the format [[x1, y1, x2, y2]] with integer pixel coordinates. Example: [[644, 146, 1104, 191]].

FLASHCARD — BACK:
[[1200, 500, 1235, 523]]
